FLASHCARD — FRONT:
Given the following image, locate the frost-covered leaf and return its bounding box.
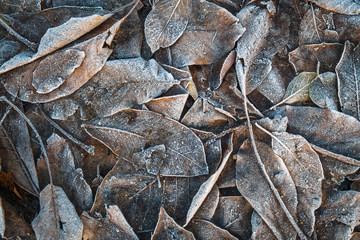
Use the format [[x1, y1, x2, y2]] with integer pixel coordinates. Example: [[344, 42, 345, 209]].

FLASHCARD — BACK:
[[81, 205, 138, 240], [83, 109, 208, 177], [145, 0, 191, 53], [187, 219, 237, 240], [37, 134, 93, 212], [336, 40, 360, 119], [308, 0, 360, 15], [282, 72, 317, 104], [289, 43, 343, 73], [32, 184, 83, 240], [152, 207, 195, 240], [309, 72, 339, 110]]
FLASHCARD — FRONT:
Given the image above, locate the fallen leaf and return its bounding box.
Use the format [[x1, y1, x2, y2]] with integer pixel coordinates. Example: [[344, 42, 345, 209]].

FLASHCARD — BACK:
[[209, 50, 236, 91], [1, 15, 124, 103], [144, 93, 188, 121], [37, 134, 93, 212], [336, 40, 360, 119], [308, 0, 360, 15], [81, 205, 138, 240], [289, 43, 343, 73], [315, 191, 360, 239], [281, 72, 318, 105], [145, 0, 191, 53], [187, 219, 237, 240], [32, 184, 83, 240], [156, 0, 245, 67], [309, 71, 339, 110], [0, 198, 4, 238], [212, 196, 253, 239], [235, 4, 271, 94], [266, 106, 360, 160], [184, 134, 232, 226], [0, 0, 41, 13], [83, 109, 208, 177], [192, 185, 219, 221], [333, 14, 360, 43], [251, 211, 277, 240], [152, 207, 195, 240]]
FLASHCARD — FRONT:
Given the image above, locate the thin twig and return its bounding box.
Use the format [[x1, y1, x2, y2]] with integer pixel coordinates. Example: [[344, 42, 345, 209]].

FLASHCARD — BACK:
[[38, 105, 95, 155], [239, 66, 308, 239], [0, 15, 38, 52]]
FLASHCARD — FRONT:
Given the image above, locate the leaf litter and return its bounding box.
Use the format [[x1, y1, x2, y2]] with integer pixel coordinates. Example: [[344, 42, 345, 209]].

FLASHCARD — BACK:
[[1, 0, 360, 239]]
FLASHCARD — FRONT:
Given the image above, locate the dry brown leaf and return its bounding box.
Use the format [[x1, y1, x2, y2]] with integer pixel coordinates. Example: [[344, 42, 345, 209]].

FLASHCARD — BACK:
[[152, 207, 195, 240], [192, 185, 219, 221], [32, 184, 83, 240], [145, 0, 191, 53], [0, 0, 41, 13], [209, 50, 236, 91], [83, 109, 208, 177], [187, 219, 237, 240], [308, 0, 360, 15], [309, 71, 339, 110], [336, 40, 360, 119], [1, 16, 124, 103], [289, 43, 343, 73], [251, 211, 277, 240], [37, 134, 93, 212], [81, 205, 138, 240]]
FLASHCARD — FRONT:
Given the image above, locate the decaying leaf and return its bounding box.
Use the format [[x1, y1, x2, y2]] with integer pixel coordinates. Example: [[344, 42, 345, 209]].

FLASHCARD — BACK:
[[282, 72, 318, 104], [289, 43, 343, 73], [267, 106, 360, 160], [145, 0, 191, 53], [37, 134, 93, 212], [1, 15, 123, 103], [83, 109, 208, 177], [144, 93, 188, 121], [60, 57, 179, 118], [187, 219, 237, 240], [152, 207, 195, 240], [336, 40, 360, 120], [157, 0, 245, 67], [308, 0, 360, 15], [271, 132, 324, 236], [0, 7, 114, 73], [32, 184, 83, 240], [184, 135, 232, 226], [309, 71, 339, 110], [81, 205, 138, 240], [315, 191, 360, 239], [212, 196, 253, 239], [236, 4, 271, 94]]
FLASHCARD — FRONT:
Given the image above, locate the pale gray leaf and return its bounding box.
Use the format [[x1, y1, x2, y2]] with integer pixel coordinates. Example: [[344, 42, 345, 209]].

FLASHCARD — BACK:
[[308, 0, 360, 15]]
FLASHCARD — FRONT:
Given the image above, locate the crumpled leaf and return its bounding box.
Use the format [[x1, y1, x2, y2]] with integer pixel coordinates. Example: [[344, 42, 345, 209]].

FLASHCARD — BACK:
[[90, 160, 161, 234], [0, 6, 114, 73], [156, 0, 245, 67], [83, 109, 208, 177], [184, 135, 232, 226], [336, 40, 360, 120], [32, 184, 83, 240], [298, 6, 339, 45], [152, 207, 195, 240], [236, 140, 299, 239], [315, 191, 360, 240], [308, 0, 360, 15], [187, 219, 237, 240], [37, 134, 93, 212], [289, 43, 343, 73], [144, 93, 188, 121], [235, 4, 272, 94], [1, 15, 124, 103], [309, 72, 339, 110], [55, 58, 179, 118], [81, 205, 138, 240], [266, 106, 360, 160], [271, 132, 324, 236], [282, 72, 318, 104], [212, 196, 253, 239], [145, 0, 191, 53]]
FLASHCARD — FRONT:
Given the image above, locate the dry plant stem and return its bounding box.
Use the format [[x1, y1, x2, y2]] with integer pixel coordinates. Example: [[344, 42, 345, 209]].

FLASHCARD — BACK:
[[310, 144, 360, 167], [0, 96, 60, 234], [0, 15, 38, 52], [39, 105, 95, 155], [239, 73, 308, 239]]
